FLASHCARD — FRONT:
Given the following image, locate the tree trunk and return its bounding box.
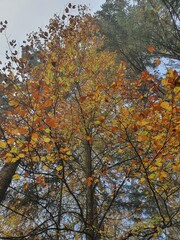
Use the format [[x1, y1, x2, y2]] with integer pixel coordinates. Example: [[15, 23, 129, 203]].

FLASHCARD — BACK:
[[85, 141, 100, 240], [0, 161, 20, 203]]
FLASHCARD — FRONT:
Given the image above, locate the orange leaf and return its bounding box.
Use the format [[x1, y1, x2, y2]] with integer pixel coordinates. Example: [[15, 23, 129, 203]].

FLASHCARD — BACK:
[[24, 183, 29, 190], [42, 99, 53, 108], [86, 136, 93, 144], [86, 136, 91, 141], [111, 126, 119, 133], [19, 128, 28, 134], [86, 177, 93, 186], [154, 59, 161, 65], [31, 133, 39, 141], [141, 70, 148, 80], [36, 176, 46, 187], [79, 96, 86, 103], [147, 45, 155, 53], [46, 116, 58, 128], [97, 116, 105, 123], [7, 138, 15, 145]]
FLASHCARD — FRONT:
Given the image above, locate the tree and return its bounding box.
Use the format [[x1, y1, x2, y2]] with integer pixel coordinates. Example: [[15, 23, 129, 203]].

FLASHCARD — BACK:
[[0, 20, 21, 204], [96, 0, 180, 74], [0, 5, 179, 239]]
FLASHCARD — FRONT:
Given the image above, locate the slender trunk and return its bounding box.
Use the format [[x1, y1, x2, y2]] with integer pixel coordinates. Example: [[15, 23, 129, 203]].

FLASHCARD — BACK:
[[85, 141, 100, 240], [0, 160, 20, 203], [56, 181, 63, 240]]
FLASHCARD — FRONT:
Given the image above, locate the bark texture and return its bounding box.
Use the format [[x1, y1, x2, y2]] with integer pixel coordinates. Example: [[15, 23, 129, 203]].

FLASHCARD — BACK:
[[85, 141, 100, 240], [0, 161, 20, 203]]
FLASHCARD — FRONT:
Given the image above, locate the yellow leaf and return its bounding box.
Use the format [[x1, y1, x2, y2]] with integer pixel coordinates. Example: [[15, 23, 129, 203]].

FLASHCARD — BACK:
[[141, 120, 149, 126], [161, 78, 169, 86], [166, 69, 174, 78], [153, 233, 158, 239], [174, 86, 180, 94], [13, 174, 21, 180], [18, 153, 25, 158], [149, 173, 156, 180], [161, 171, 168, 178], [12, 157, 19, 162], [45, 128, 51, 133], [155, 158, 163, 167], [74, 234, 79, 240], [11, 147, 18, 154], [43, 137, 51, 143], [13, 129, 19, 135], [6, 153, 13, 157], [172, 165, 180, 171], [141, 131, 148, 136], [56, 166, 63, 171], [157, 226, 163, 234], [8, 100, 18, 107], [118, 149, 124, 153], [146, 125, 153, 130], [160, 101, 171, 111], [41, 156, 46, 161], [118, 167, 123, 171], [149, 166, 157, 172], [0, 141, 7, 149], [43, 165, 49, 170], [137, 135, 148, 141], [153, 134, 165, 140], [140, 177, 145, 183]]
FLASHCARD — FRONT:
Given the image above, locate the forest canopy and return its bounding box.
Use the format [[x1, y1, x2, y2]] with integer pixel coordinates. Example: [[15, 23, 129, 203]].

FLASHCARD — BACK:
[[0, 3, 179, 240]]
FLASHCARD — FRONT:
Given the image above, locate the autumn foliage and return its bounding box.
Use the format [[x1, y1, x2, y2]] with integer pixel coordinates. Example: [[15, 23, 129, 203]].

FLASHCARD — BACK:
[[0, 5, 179, 240]]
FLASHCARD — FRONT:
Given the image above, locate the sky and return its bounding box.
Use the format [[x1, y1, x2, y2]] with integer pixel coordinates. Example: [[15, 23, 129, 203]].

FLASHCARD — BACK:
[[0, 0, 105, 63]]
